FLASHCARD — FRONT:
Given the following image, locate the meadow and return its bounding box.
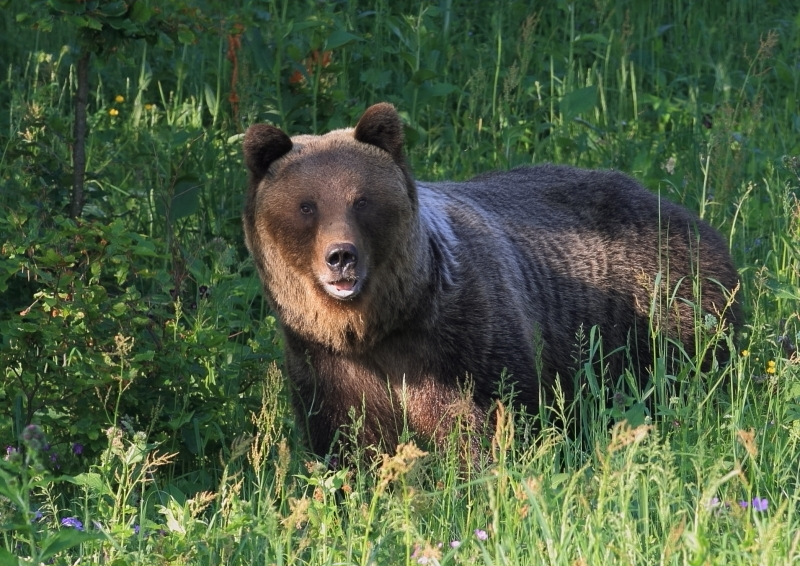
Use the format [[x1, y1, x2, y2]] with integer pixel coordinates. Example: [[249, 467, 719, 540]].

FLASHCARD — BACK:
[[1, 0, 799, 564]]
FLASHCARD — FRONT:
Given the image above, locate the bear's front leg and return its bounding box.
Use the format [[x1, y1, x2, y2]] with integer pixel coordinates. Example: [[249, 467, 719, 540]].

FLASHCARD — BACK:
[[284, 342, 402, 461]]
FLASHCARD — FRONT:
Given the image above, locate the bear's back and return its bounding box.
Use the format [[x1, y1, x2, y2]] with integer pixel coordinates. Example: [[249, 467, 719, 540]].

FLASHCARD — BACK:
[[426, 164, 672, 236], [419, 163, 740, 383]]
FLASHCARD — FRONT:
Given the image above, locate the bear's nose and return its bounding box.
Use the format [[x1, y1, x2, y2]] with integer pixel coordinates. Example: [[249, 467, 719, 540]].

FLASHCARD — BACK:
[[325, 243, 358, 270]]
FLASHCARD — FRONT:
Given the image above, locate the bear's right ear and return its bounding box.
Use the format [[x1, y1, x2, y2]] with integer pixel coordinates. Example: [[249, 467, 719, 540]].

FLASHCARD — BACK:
[[243, 124, 293, 178], [354, 103, 405, 164]]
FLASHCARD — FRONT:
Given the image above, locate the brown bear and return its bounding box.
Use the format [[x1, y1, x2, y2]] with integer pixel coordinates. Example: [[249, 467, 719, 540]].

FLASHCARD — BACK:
[[242, 102, 741, 460]]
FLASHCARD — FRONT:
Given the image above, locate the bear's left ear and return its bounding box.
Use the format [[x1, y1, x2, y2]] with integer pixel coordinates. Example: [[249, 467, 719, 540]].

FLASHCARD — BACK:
[[354, 103, 405, 164], [243, 124, 293, 178]]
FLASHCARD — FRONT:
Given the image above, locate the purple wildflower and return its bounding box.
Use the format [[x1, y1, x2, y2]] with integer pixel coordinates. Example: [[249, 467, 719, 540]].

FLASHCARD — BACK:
[[739, 500, 749, 509], [134, 524, 140, 535], [450, 540, 461, 549], [474, 529, 488, 541], [751, 497, 768, 512], [61, 517, 84, 531], [72, 443, 84, 455]]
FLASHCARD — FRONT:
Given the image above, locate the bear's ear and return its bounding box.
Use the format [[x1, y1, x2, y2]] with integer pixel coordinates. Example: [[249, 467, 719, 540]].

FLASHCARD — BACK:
[[243, 124, 293, 178], [353, 103, 405, 163]]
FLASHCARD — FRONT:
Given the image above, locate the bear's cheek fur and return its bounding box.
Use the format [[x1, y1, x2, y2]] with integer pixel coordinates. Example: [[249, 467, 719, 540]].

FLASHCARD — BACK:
[[255, 189, 319, 285], [357, 173, 417, 266], [352, 205, 402, 270]]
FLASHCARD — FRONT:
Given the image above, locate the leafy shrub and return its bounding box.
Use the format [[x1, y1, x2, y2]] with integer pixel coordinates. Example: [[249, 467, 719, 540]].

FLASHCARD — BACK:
[[0, 200, 280, 478]]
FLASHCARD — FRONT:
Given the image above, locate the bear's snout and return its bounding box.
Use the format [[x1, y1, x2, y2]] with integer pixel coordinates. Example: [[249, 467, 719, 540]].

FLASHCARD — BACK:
[[325, 243, 358, 271], [321, 242, 364, 300]]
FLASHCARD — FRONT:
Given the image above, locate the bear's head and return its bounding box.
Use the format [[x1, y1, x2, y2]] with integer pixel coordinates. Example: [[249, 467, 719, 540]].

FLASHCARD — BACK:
[[242, 103, 425, 349]]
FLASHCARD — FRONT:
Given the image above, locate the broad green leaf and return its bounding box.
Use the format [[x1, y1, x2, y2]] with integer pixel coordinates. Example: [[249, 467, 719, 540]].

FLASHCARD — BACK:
[[39, 529, 99, 563], [177, 24, 195, 45], [399, 52, 416, 71], [128, 1, 152, 23], [766, 280, 800, 300], [128, 234, 158, 257], [158, 505, 186, 535], [71, 472, 113, 496], [97, 1, 127, 17], [550, 473, 570, 488], [0, 471, 23, 503], [132, 350, 155, 362], [411, 68, 438, 84], [559, 85, 597, 122], [0, 545, 20, 566], [772, 288, 800, 300], [48, 0, 82, 13], [428, 82, 459, 97], [158, 30, 175, 50], [325, 30, 362, 50], [360, 69, 392, 90], [169, 176, 203, 221], [623, 403, 647, 427], [291, 20, 326, 33], [36, 17, 54, 32], [204, 83, 217, 116], [65, 14, 88, 27], [168, 411, 194, 431]]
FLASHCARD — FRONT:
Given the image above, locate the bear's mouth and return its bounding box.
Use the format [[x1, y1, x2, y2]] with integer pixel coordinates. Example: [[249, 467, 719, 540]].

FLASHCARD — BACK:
[[323, 278, 362, 300]]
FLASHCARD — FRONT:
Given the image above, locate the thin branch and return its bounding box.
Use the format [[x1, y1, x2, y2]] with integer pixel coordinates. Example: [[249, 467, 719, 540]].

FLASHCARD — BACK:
[[70, 50, 91, 219]]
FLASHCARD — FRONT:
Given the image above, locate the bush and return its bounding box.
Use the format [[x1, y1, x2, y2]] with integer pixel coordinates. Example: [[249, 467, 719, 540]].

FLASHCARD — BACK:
[[0, 201, 281, 479]]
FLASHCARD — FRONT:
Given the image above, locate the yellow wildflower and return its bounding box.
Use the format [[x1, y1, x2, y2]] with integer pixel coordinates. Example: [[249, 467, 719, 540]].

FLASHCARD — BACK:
[[108, 108, 119, 116], [144, 103, 154, 111], [766, 360, 776, 374], [740, 349, 749, 357], [115, 95, 124, 103]]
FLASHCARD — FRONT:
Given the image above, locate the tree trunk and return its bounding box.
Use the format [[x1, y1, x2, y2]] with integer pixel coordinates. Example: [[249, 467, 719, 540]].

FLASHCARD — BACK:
[[70, 51, 90, 219]]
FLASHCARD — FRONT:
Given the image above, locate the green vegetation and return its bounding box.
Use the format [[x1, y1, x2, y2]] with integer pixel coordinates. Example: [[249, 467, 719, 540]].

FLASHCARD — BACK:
[[1, 0, 799, 564]]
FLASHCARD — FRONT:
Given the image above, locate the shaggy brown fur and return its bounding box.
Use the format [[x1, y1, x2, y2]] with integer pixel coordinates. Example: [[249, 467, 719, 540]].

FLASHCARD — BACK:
[[242, 103, 741, 459]]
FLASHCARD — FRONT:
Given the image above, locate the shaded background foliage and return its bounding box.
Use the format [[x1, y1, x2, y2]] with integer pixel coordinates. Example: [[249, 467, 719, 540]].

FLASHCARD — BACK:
[[1, 0, 799, 486]]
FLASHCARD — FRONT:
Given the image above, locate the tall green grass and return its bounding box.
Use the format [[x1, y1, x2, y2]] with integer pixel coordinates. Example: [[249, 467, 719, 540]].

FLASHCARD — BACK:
[[1, 0, 799, 564]]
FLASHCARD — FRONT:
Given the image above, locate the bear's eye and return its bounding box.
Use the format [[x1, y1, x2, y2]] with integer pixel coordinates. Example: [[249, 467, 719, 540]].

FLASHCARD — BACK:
[[355, 198, 367, 210], [299, 203, 314, 215]]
